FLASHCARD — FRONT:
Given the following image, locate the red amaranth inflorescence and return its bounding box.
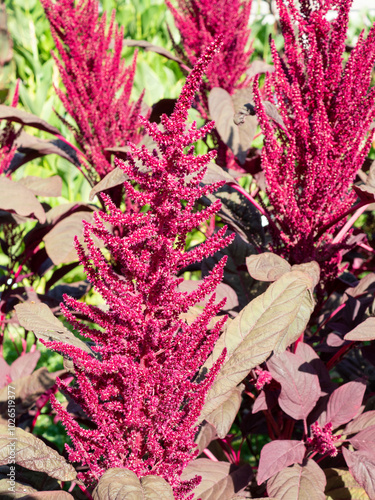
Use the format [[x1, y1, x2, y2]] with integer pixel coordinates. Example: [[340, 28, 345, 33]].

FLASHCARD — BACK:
[[307, 422, 341, 457], [253, 0, 375, 283], [41, 41, 233, 499], [41, 0, 143, 182], [167, 0, 253, 95]]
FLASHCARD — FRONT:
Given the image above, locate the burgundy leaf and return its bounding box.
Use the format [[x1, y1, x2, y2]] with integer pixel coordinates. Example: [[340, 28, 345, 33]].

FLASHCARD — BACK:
[[295, 342, 333, 394], [122, 39, 184, 65], [324, 380, 366, 428], [349, 424, 375, 451], [89, 167, 128, 201], [10, 350, 41, 381], [267, 459, 326, 500], [268, 351, 320, 421], [0, 104, 60, 135], [257, 440, 306, 485], [343, 447, 375, 499], [345, 410, 375, 435]]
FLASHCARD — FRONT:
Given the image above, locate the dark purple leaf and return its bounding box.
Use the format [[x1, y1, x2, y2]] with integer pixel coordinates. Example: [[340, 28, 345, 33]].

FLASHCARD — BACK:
[[257, 440, 306, 485], [10, 350, 41, 381], [268, 351, 320, 421], [0, 105, 60, 135], [122, 39, 184, 65], [324, 380, 366, 428], [267, 459, 326, 500], [343, 447, 375, 499]]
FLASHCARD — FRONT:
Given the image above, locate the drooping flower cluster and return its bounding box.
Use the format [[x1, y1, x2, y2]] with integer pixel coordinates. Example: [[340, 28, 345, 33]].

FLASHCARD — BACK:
[[42, 42, 233, 499], [307, 422, 340, 457], [253, 0, 375, 282], [41, 0, 143, 183], [166, 0, 253, 95]]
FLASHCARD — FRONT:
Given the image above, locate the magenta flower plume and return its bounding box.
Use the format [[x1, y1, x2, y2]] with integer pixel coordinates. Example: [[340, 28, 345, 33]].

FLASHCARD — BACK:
[[167, 0, 253, 95], [42, 40, 233, 498], [41, 0, 143, 182], [253, 0, 375, 283]]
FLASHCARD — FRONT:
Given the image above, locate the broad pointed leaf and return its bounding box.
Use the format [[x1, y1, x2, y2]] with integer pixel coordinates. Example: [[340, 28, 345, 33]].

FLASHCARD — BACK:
[[0, 105, 60, 135], [92, 468, 174, 499], [199, 271, 314, 421], [345, 410, 375, 435], [268, 351, 320, 421], [349, 425, 375, 451], [89, 167, 128, 201], [324, 380, 366, 428], [10, 350, 41, 381], [246, 253, 291, 282], [267, 459, 326, 500], [43, 212, 94, 265], [0, 425, 76, 480], [194, 422, 217, 455], [0, 178, 45, 223], [342, 448, 375, 499], [344, 317, 375, 341], [15, 302, 93, 355], [205, 384, 244, 438], [18, 176, 62, 198], [257, 440, 306, 485], [181, 459, 253, 500]]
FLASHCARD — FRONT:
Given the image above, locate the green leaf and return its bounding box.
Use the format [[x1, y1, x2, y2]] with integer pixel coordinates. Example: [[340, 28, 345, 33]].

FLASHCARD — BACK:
[[0, 426, 76, 481], [199, 270, 314, 421]]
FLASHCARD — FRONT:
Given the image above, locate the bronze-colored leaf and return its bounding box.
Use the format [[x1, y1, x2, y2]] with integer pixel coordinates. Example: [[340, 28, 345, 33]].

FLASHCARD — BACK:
[[15, 302, 94, 356], [43, 212, 94, 265], [181, 459, 253, 500], [246, 253, 291, 282], [0, 426, 76, 481], [18, 176, 62, 198], [122, 39, 184, 65], [89, 168, 128, 201], [205, 384, 244, 438], [0, 178, 45, 223], [199, 270, 314, 421], [92, 468, 174, 499], [324, 467, 368, 499]]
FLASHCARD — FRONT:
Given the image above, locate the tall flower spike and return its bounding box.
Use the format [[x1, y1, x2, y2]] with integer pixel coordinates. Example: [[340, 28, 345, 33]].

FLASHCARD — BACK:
[[253, 0, 375, 284], [41, 0, 144, 183], [42, 39, 233, 499], [166, 0, 253, 95]]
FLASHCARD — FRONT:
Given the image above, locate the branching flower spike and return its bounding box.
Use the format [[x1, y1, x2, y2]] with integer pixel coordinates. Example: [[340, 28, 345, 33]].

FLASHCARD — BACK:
[[41, 0, 143, 183], [167, 0, 253, 94], [253, 0, 375, 283], [41, 40, 233, 499]]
